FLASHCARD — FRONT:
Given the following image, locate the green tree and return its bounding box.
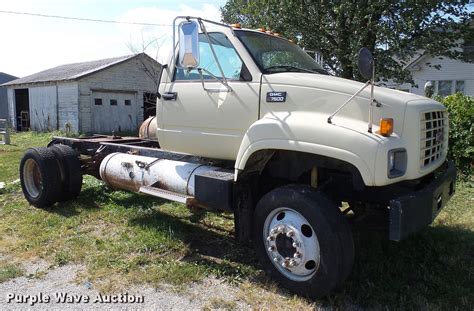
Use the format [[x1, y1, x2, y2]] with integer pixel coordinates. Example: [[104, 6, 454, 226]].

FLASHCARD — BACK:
[[221, 0, 473, 83], [437, 93, 474, 179]]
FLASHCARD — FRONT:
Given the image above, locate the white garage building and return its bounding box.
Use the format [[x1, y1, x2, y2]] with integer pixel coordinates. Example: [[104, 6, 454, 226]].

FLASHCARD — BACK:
[[1, 53, 160, 133]]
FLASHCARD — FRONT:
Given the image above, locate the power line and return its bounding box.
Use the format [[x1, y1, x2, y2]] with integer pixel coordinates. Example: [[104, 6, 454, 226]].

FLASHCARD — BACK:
[[0, 10, 172, 26]]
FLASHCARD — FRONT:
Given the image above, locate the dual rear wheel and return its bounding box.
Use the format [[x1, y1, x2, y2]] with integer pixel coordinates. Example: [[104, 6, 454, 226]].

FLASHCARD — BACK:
[[20, 145, 82, 208]]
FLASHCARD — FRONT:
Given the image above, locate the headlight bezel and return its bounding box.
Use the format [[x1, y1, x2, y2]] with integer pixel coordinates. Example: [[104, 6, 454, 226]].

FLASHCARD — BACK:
[[387, 148, 407, 178]]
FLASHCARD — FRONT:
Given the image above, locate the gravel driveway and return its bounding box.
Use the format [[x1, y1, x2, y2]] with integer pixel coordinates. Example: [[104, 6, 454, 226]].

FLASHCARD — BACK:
[[1, 261, 249, 310]]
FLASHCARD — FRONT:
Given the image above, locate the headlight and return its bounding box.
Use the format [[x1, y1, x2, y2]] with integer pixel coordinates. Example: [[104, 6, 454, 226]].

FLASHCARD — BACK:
[[388, 148, 407, 178]]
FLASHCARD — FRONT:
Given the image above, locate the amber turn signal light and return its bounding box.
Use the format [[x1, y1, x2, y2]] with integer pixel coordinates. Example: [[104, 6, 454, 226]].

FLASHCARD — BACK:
[[379, 118, 394, 137]]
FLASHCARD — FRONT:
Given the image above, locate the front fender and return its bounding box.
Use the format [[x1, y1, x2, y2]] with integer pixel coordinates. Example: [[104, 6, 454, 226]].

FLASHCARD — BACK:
[[235, 115, 380, 186]]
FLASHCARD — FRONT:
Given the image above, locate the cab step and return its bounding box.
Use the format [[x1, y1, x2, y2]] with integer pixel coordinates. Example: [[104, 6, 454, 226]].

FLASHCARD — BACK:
[[139, 186, 193, 204]]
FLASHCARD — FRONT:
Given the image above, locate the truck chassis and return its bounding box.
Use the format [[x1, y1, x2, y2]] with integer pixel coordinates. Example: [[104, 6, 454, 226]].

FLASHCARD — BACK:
[[19, 132, 456, 299]]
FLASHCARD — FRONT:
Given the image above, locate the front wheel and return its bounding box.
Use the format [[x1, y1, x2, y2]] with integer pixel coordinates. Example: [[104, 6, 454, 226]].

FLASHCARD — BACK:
[[253, 185, 353, 299]]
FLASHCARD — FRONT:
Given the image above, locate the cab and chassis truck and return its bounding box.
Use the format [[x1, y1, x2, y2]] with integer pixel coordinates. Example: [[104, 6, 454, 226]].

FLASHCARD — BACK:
[[19, 17, 457, 298]]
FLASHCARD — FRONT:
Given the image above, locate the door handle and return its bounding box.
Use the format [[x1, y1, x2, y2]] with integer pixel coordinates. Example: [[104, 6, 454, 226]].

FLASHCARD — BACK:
[[162, 92, 177, 101]]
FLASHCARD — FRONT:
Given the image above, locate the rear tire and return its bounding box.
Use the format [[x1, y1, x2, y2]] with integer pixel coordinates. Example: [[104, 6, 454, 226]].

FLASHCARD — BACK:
[[49, 144, 82, 201], [20, 147, 62, 208], [253, 185, 354, 299]]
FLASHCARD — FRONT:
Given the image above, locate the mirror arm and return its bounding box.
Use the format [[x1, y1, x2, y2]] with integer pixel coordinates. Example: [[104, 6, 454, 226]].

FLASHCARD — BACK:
[[368, 64, 375, 133], [155, 64, 168, 99], [172, 17, 179, 70], [197, 68, 233, 92], [327, 80, 371, 124], [197, 18, 229, 87]]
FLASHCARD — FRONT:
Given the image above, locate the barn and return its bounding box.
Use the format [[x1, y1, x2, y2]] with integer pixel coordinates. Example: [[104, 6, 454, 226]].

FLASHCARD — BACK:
[[0, 72, 18, 120], [1, 53, 161, 133]]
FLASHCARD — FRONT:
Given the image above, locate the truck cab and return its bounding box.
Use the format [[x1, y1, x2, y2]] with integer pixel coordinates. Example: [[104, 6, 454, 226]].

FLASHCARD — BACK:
[[157, 26, 261, 159], [157, 20, 450, 187]]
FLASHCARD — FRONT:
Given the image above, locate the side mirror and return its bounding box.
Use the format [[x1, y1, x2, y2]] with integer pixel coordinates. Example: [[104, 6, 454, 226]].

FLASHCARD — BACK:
[[424, 81, 434, 97], [178, 20, 200, 69], [358, 47, 374, 80]]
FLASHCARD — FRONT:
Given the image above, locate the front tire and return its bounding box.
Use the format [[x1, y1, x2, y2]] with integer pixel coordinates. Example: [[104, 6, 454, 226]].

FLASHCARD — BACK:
[[253, 185, 353, 298]]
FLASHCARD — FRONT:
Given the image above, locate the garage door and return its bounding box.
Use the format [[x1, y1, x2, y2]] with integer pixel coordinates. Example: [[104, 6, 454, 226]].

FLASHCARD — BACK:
[[91, 91, 137, 133]]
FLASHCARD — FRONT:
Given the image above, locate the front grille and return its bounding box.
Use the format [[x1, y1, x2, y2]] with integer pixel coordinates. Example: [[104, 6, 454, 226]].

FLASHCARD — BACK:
[[420, 111, 447, 169]]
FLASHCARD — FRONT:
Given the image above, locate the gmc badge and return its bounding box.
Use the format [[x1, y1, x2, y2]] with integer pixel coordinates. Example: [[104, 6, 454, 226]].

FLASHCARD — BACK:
[[266, 92, 287, 103]]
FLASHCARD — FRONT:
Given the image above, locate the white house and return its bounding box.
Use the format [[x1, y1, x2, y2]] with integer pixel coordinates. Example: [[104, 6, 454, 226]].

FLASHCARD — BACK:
[[384, 22, 474, 98], [384, 53, 474, 97], [1, 53, 161, 133]]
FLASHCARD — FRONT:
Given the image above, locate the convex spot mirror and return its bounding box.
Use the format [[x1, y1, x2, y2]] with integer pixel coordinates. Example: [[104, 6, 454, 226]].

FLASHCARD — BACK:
[[424, 81, 434, 97], [358, 47, 374, 80], [178, 20, 200, 69]]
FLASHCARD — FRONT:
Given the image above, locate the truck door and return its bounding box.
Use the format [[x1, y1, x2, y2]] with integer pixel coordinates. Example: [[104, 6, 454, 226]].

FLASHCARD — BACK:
[[158, 32, 259, 160]]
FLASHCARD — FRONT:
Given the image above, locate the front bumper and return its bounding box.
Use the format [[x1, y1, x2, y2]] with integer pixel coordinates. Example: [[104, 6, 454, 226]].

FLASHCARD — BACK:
[[389, 161, 456, 241]]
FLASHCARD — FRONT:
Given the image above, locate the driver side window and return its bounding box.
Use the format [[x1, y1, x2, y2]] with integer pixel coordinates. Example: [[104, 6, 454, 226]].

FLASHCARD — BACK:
[[175, 33, 244, 81]]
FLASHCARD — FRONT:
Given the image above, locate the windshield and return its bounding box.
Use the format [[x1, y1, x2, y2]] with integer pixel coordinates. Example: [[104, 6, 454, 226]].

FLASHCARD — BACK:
[[235, 30, 327, 75]]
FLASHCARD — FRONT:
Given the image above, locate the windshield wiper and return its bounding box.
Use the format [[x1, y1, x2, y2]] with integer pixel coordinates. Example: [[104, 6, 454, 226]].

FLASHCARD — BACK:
[[265, 65, 327, 75]]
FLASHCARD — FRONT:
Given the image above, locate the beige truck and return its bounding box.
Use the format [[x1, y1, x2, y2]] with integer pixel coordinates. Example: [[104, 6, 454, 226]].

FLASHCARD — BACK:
[[19, 17, 456, 298]]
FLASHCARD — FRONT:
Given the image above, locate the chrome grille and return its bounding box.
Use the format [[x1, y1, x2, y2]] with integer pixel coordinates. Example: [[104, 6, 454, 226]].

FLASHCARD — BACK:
[[420, 111, 447, 169]]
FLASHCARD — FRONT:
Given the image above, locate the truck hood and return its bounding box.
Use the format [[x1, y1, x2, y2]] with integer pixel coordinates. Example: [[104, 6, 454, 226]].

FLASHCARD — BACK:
[[260, 72, 428, 137], [262, 72, 424, 103]]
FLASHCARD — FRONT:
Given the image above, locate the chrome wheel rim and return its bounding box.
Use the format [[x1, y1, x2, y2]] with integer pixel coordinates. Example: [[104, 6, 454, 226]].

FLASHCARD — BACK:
[[263, 207, 320, 281], [23, 159, 42, 198]]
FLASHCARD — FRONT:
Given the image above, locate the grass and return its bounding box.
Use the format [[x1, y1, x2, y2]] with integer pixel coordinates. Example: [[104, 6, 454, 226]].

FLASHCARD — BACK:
[[0, 131, 473, 309], [0, 131, 55, 182], [0, 262, 24, 283], [204, 297, 238, 310]]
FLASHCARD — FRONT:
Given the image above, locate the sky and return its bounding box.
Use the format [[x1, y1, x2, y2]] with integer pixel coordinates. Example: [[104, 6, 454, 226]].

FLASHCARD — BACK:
[[0, 0, 227, 77]]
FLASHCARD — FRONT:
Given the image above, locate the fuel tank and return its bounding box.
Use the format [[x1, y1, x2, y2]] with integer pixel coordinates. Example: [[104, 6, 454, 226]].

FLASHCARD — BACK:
[[99, 153, 219, 195], [138, 116, 158, 140]]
